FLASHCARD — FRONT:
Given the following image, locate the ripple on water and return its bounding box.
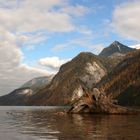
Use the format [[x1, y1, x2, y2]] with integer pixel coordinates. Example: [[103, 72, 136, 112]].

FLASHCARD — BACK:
[[0, 106, 140, 140]]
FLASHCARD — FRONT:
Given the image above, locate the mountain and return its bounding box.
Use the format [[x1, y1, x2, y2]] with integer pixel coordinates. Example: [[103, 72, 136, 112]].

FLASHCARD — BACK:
[[99, 41, 134, 57], [21, 76, 53, 94], [0, 88, 32, 105], [0, 76, 52, 105], [0, 52, 114, 106], [0, 41, 138, 106], [97, 49, 140, 106], [28, 52, 119, 105]]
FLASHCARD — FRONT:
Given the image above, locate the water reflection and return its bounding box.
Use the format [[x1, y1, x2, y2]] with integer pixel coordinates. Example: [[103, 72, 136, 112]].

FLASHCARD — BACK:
[[1, 107, 140, 140]]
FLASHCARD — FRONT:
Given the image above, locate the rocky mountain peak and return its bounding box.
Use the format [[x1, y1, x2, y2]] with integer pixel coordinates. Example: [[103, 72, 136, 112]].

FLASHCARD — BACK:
[[110, 41, 126, 51], [112, 40, 121, 45], [99, 41, 134, 57]]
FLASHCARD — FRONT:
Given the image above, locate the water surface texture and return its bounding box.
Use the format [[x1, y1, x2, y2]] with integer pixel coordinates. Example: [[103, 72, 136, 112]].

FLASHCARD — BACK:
[[0, 106, 140, 140]]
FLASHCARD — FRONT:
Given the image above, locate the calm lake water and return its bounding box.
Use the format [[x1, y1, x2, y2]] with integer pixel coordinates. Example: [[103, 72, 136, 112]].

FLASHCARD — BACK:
[[0, 106, 140, 140]]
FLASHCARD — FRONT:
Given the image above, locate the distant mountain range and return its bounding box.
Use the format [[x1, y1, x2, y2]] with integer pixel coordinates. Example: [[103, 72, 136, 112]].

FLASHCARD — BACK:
[[0, 76, 53, 105], [0, 41, 139, 106]]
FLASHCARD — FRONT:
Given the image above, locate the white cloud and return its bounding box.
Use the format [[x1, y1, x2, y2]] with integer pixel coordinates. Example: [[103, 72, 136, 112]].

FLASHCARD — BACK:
[[0, 0, 91, 95], [88, 44, 105, 54], [53, 40, 82, 52], [0, 0, 75, 33], [129, 44, 140, 49], [52, 37, 103, 54], [60, 4, 89, 16], [111, 1, 140, 41], [39, 57, 70, 69], [0, 28, 51, 95], [19, 32, 49, 50], [77, 26, 94, 36], [0, 43, 51, 96]]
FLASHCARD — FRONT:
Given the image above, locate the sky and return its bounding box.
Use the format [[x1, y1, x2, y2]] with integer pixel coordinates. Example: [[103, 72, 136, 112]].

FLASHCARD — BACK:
[[0, 0, 140, 95]]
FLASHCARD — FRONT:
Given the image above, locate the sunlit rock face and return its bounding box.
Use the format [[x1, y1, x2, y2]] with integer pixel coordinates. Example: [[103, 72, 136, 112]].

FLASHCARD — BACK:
[[71, 85, 84, 102], [80, 62, 106, 88]]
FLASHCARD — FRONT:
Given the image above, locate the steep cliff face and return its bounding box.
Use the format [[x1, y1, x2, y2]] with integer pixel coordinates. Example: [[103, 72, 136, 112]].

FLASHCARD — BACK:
[[97, 50, 140, 106], [28, 52, 110, 105]]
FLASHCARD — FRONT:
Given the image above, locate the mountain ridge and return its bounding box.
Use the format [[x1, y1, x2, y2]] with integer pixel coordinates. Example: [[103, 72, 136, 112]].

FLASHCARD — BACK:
[[0, 76, 53, 105], [0, 41, 139, 106]]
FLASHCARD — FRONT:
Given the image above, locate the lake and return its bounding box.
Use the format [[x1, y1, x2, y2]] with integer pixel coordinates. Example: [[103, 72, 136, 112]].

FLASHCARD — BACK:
[[0, 106, 139, 140]]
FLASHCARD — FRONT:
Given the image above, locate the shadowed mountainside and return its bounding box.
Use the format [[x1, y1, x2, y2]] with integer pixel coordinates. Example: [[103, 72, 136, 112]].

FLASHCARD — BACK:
[[97, 50, 140, 106]]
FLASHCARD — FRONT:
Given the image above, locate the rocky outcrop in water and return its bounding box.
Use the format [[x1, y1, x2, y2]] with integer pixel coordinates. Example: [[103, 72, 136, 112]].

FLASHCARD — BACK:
[[68, 88, 139, 114]]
